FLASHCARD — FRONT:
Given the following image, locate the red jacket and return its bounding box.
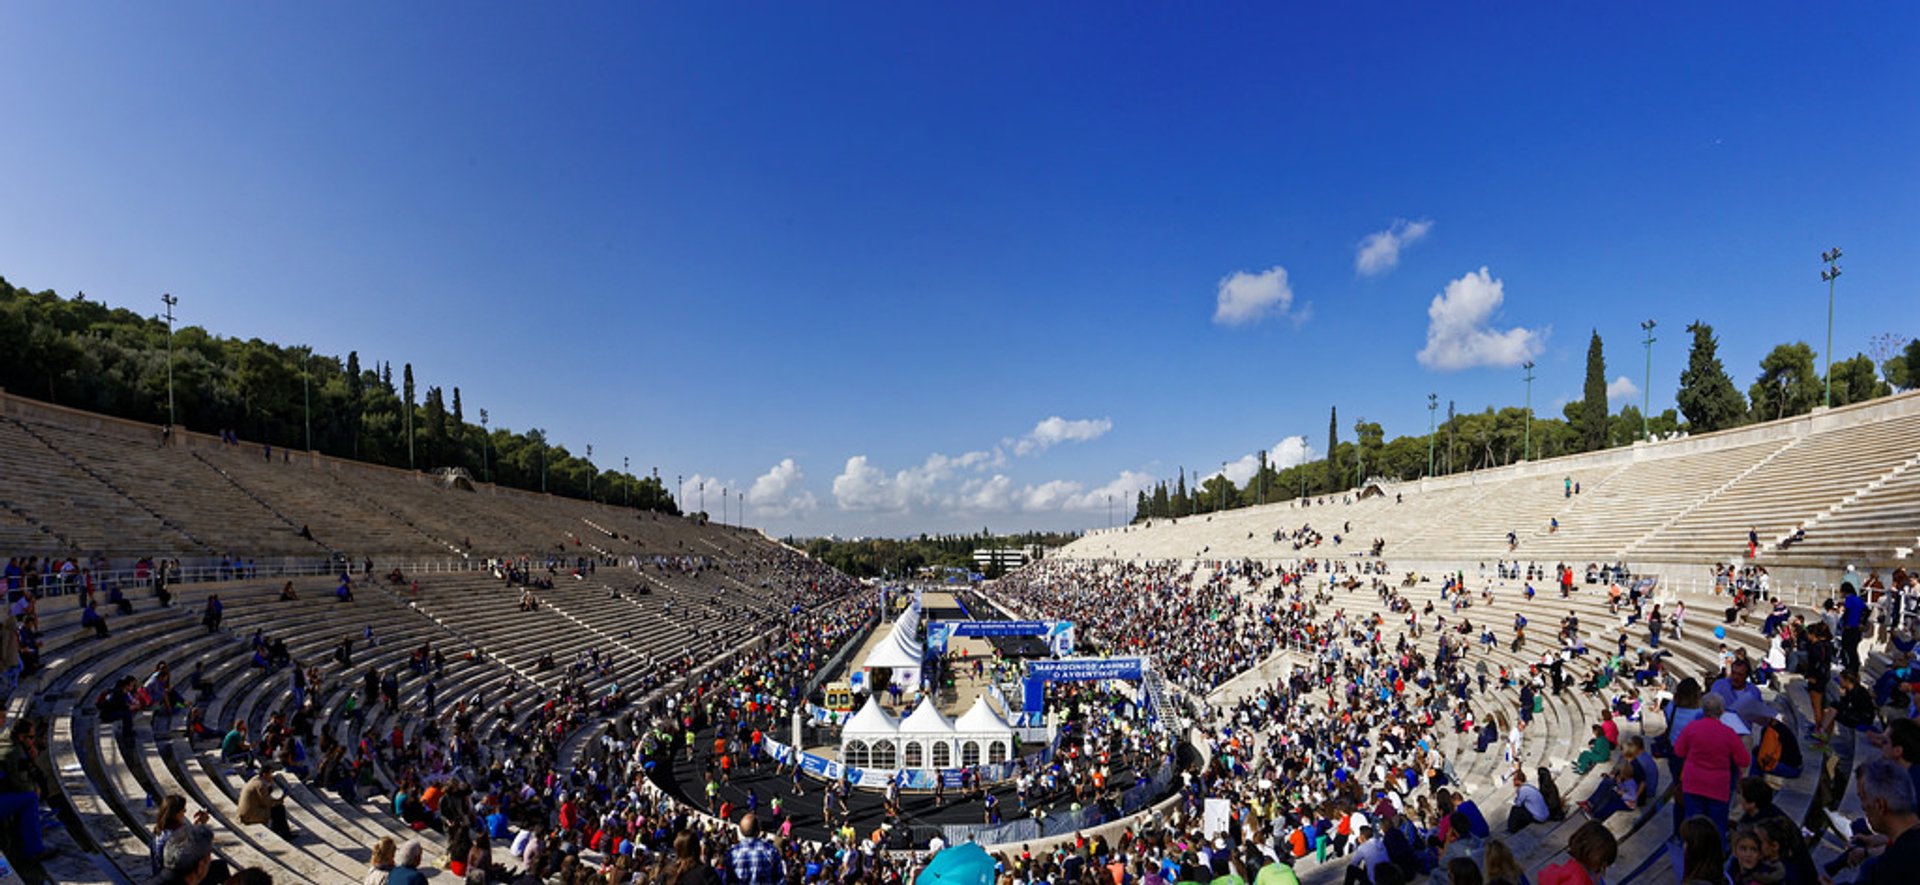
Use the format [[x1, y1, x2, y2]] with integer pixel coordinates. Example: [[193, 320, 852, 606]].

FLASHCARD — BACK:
[[1538, 859, 1595, 885]]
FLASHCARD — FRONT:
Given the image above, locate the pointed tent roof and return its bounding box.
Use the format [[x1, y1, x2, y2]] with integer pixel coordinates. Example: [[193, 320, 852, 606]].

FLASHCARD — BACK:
[[899, 696, 955, 735], [863, 606, 926, 670], [954, 695, 1011, 735], [843, 696, 899, 738], [863, 621, 925, 669]]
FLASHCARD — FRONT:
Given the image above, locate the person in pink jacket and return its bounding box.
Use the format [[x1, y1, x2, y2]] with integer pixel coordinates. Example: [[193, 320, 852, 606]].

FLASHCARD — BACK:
[[1673, 693, 1751, 837], [1538, 821, 1619, 885]]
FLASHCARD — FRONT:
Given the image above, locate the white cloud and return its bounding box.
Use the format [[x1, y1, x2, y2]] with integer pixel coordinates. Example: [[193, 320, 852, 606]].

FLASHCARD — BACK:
[[832, 451, 991, 511], [747, 458, 819, 517], [959, 475, 1015, 511], [1011, 416, 1113, 456], [1063, 469, 1157, 511], [1212, 266, 1297, 326], [1355, 218, 1433, 277], [1606, 375, 1640, 402], [1216, 436, 1315, 484], [681, 473, 741, 515], [1020, 480, 1082, 511], [1416, 267, 1546, 371], [831, 456, 896, 511]]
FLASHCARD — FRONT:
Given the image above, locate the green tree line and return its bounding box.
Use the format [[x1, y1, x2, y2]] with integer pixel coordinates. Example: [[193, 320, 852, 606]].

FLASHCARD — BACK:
[[0, 278, 677, 513], [1135, 322, 1913, 523]]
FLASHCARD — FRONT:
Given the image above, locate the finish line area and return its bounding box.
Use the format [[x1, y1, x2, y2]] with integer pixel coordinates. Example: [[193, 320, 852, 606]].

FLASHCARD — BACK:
[[646, 587, 1194, 848]]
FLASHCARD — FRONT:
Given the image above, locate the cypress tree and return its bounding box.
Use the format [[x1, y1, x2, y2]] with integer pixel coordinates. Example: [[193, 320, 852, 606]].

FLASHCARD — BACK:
[[1326, 406, 1340, 492], [1581, 330, 1608, 451]]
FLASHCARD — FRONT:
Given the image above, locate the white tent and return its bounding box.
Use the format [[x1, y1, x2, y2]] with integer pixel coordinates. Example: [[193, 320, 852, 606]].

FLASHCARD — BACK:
[[860, 607, 925, 690], [898, 696, 956, 770], [953, 695, 1016, 767], [839, 696, 900, 769]]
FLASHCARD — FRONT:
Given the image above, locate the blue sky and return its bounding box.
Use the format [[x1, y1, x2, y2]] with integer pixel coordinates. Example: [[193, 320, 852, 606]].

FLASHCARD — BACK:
[[2, 3, 1916, 537]]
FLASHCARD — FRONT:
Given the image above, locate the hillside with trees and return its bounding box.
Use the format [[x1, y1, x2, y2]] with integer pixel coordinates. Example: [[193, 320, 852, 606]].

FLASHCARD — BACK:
[[0, 278, 677, 512]]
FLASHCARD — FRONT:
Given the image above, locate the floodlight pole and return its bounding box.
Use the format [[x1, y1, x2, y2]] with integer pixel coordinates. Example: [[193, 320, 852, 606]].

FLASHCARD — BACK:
[[1522, 361, 1536, 461], [624, 456, 630, 507], [161, 294, 178, 429], [1822, 247, 1843, 408], [586, 444, 594, 501], [1640, 320, 1657, 440], [1426, 393, 1438, 477]]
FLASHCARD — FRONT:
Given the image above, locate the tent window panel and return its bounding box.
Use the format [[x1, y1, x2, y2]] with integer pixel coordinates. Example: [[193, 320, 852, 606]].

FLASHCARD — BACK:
[[871, 740, 897, 769], [904, 741, 924, 769], [961, 740, 981, 767], [845, 740, 868, 768], [932, 742, 952, 768], [988, 741, 1009, 764]]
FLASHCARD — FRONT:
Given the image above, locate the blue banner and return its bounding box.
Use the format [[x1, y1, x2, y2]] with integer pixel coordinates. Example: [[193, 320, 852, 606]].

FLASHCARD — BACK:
[[1022, 656, 1147, 713], [926, 620, 1075, 656]]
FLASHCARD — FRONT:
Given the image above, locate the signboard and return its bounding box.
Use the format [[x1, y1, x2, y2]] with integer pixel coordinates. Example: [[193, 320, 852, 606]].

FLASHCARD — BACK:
[[1022, 656, 1147, 712], [926, 620, 1075, 657], [1203, 798, 1231, 839]]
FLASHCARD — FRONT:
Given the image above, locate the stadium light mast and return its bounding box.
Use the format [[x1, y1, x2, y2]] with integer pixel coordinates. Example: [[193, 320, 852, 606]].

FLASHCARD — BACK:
[[479, 409, 490, 483], [585, 444, 594, 501], [161, 293, 178, 429], [1426, 393, 1438, 477], [1521, 361, 1536, 462], [1107, 494, 1113, 529], [1822, 247, 1843, 408], [624, 456, 630, 507], [699, 481, 705, 521], [1640, 320, 1657, 441], [1219, 461, 1227, 512]]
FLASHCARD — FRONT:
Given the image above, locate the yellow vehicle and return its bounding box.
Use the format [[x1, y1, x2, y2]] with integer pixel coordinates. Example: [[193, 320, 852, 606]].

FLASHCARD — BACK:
[[824, 681, 855, 713]]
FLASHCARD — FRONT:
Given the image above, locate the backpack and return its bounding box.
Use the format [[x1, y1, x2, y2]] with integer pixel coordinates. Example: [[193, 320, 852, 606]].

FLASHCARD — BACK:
[[1756, 722, 1784, 772], [1536, 766, 1566, 821]]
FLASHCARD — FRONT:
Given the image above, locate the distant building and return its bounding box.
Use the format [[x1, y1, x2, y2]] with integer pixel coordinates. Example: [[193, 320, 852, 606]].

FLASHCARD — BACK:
[[972, 546, 1042, 572]]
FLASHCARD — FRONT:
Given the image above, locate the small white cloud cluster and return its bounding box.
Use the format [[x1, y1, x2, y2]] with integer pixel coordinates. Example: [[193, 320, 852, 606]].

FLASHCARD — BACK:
[[1606, 375, 1640, 402], [1416, 267, 1546, 371], [1011, 416, 1112, 456], [1212, 267, 1296, 326], [1355, 218, 1433, 277], [1217, 436, 1314, 484], [747, 458, 818, 517]]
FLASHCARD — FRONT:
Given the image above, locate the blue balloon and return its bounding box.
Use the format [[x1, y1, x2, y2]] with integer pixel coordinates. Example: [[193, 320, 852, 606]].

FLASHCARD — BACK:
[[1714, 625, 1727, 640]]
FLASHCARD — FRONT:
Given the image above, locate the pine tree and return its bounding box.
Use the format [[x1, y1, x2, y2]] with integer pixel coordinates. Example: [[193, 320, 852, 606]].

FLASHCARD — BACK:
[[1676, 322, 1747, 432], [1581, 330, 1608, 451], [1134, 490, 1150, 523]]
